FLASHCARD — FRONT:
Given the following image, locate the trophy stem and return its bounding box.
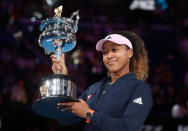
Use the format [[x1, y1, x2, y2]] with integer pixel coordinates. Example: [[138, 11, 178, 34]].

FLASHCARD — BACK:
[[55, 40, 63, 74]]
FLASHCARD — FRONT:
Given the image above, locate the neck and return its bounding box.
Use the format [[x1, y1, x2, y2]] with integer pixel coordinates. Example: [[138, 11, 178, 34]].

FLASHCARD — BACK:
[[110, 68, 130, 84]]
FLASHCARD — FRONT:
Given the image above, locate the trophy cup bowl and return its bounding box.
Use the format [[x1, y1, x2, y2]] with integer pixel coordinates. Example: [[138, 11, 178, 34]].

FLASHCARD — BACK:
[[32, 6, 80, 118]]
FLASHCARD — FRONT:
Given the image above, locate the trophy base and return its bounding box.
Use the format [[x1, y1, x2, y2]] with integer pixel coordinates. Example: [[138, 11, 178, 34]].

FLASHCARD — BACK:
[[32, 96, 79, 118]]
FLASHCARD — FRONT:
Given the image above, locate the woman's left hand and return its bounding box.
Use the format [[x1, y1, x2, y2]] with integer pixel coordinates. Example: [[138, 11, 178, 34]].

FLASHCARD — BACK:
[[57, 99, 91, 118]]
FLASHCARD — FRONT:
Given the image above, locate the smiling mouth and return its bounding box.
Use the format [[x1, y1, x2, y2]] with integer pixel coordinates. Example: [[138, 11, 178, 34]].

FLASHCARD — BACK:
[[107, 61, 116, 65]]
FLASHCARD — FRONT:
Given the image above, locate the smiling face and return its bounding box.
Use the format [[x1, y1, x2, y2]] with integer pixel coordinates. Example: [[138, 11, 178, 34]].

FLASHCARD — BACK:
[[102, 41, 133, 75]]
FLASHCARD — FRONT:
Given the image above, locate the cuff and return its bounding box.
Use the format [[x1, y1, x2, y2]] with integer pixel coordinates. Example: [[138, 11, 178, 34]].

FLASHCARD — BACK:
[[90, 111, 99, 123]]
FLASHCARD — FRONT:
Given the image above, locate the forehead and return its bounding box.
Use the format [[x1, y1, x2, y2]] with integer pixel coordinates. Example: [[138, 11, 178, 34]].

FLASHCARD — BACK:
[[102, 41, 121, 50]]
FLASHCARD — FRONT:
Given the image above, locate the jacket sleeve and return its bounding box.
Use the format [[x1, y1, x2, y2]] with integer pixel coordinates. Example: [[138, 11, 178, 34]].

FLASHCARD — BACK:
[[90, 83, 153, 131]]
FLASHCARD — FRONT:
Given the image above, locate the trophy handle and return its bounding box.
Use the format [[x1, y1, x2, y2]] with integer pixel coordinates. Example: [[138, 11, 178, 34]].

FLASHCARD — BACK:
[[70, 10, 80, 33]]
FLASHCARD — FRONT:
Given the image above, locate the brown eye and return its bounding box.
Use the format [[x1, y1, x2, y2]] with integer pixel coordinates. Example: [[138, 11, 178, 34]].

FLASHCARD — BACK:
[[112, 48, 118, 52]]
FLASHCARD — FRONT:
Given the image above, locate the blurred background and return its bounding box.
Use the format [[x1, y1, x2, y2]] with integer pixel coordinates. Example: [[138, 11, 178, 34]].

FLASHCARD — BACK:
[[0, 0, 188, 130]]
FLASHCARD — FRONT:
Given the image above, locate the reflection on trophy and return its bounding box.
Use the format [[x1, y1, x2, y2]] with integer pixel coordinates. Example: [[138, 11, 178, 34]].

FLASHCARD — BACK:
[[32, 5, 80, 118]]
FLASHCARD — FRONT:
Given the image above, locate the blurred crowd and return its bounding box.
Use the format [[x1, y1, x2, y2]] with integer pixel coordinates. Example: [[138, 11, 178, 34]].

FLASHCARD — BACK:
[[0, 0, 188, 130]]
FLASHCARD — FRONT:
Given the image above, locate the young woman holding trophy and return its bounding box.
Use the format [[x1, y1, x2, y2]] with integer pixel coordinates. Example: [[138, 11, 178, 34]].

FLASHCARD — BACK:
[[51, 31, 153, 131]]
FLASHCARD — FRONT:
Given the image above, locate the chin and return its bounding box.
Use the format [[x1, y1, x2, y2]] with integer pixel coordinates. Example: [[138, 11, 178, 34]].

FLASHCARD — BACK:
[[107, 68, 119, 73]]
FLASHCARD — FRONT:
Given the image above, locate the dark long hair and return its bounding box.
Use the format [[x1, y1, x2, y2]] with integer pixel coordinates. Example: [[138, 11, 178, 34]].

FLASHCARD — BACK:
[[110, 31, 149, 81]]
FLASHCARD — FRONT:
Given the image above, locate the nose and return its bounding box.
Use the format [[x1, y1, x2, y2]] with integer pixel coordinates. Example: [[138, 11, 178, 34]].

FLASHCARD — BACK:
[[106, 51, 113, 59]]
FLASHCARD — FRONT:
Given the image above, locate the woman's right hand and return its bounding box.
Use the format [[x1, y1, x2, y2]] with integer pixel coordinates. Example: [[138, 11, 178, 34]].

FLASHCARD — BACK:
[[50, 53, 68, 75]]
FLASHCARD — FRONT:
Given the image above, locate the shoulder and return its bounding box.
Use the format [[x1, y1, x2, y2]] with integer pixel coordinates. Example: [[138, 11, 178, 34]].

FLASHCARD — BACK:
[[135, 79, 151, 92], [132, 79, 153, 105], [82, 76, 110, 96], [86, 81, 101, 92], [79, 80, 103, 100], [81, 80, 102, 95], [88, 81, 101, 89]]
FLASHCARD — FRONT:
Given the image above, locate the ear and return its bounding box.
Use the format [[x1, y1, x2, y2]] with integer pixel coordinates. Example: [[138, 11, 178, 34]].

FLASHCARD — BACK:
[[128, 49, 133, 58]]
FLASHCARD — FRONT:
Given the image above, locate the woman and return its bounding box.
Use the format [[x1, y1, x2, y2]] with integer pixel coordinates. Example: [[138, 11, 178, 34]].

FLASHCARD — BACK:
[[51, 31, 153, 131]]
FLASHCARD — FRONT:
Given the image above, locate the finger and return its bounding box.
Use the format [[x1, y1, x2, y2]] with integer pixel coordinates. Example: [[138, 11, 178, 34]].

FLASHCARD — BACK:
[[52, 65, 56, 73], [52, 58, 61, 64], [61, 106, 72, 111], [52, 63, 61, 69], [50, 54, 60, 61], [57, 102, 74, 106], [60, 54, 66, 65], [50, 54, 56, 59], [52, 63, 62, 72], [56, 63, 63, 70], [51, 54, 65, 66], [78, 99, 84, 103], [50, 55, 59, 62], [56, 105, 62, 110]]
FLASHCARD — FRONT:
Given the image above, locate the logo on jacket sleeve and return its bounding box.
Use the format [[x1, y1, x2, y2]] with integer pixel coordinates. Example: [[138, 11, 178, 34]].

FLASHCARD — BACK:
[[87, 94, 93, 100], [133, 97, 143, 105]]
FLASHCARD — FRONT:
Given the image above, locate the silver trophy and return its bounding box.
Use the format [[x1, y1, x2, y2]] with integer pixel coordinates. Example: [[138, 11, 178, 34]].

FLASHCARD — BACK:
[[32, 5, 80, 118]]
